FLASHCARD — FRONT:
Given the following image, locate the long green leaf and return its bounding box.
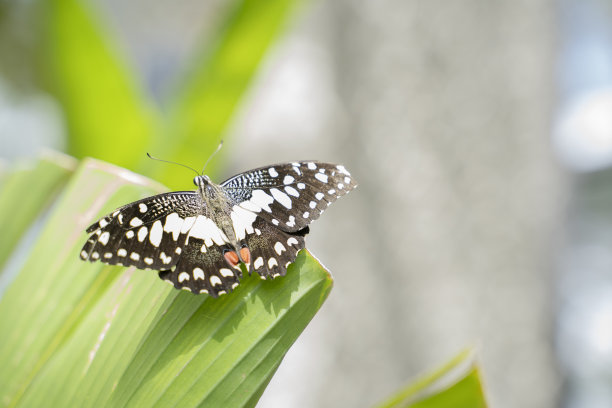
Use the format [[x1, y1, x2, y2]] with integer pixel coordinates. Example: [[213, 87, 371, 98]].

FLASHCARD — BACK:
[[0, 158, 332, 407], [152, 0, 305, 188], [42, 0, 156, 169], [0, 153, 76, 269]]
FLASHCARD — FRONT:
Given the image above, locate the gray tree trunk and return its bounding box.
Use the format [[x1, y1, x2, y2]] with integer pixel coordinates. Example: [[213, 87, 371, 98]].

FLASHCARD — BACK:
[[232, 1, 564, 407]]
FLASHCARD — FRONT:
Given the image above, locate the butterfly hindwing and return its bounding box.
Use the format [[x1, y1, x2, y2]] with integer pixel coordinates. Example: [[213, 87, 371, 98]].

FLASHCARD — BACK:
[[244, 217, 307, 279], [222, 161, 356, 233], [159, 238, 241, 297]]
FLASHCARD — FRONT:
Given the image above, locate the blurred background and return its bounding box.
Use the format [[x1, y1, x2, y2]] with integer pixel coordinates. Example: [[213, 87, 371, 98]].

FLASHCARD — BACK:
[[2, 0, 612, 407]]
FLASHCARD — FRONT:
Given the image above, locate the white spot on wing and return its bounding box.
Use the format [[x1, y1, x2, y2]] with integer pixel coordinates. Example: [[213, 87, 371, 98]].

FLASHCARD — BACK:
[[160, 252, 172, 264], [268, 258, 278, 268], [219, 268, 234, 277], [337, 165, 350, 175], [251, 190, 274, 212], [283, 175, 295, 185], [274, 242, 286, 255], [144, 257, 153, 265], [193, 268, 205, 280], [150, 220, 163, 247], [307, 162, 317, 170], [254, 257, 264, 269], [137, 226, 148, 242], [285, 186, 299, 197], [270, 188, 292, 209], [239, 199, 262, 212], [164, 213, 183, 241], [286, 215, 296, 227], [178, 272, 190, 282], [297, 183, 306, 190], [268, 167, 278, 177], [125, 230, 134, 239], [287, 237, 299, 246], [130, 217, 143, 227], [98, 231, 110, 245], [210, 275, 223, 286], [180, 216, 196, 233], [188, 215, 229, 246], [139, 203, 147, 213], [315, 173, 328, 183], [309, 201, 317, 209], [303, 211, 310, 218], [99, 219, 108, 228], [315, 192, 325, 200], [118, 249, 127, 257], [231, 205, 257, 241], [130, 252, 140, 261]]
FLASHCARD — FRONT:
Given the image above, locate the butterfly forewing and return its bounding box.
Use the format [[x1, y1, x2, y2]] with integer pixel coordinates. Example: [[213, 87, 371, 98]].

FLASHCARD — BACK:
[[222, 161, 356, 233], [80, 192, 202, 270]]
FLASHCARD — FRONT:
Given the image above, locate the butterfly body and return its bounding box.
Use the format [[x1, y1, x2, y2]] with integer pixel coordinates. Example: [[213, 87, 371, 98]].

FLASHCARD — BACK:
[[81, 161, 356, 297]]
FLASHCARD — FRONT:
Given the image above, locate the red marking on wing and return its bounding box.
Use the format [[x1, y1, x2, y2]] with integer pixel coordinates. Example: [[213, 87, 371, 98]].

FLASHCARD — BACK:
[[239, 247, 251, 264], [224, 251, 239, 267]]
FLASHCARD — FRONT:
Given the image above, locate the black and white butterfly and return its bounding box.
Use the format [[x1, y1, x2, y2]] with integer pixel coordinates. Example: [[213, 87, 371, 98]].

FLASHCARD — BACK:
[[80, 161, 356, 297]]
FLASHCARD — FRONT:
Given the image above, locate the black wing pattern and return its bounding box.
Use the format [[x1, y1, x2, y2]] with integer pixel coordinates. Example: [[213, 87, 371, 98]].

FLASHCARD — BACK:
[[222, 161, 356, 233], [81, 161, 356, 298], [80, 192, 203, 270]]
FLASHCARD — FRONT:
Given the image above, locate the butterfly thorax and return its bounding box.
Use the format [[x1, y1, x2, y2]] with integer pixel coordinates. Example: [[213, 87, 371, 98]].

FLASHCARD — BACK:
[[193, 175, 242, 254]]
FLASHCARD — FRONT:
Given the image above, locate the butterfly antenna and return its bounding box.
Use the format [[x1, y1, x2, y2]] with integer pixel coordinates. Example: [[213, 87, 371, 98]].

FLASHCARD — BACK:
[[201, 140, 224, 175], [146, 153, 200, 177]]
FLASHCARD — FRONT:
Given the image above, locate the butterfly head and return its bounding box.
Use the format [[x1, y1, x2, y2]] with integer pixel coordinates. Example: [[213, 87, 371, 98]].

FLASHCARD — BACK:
[[193, 175, 211, 190]]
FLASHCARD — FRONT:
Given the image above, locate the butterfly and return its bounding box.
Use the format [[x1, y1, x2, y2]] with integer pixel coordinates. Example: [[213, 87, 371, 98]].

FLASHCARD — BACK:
[[80, 161, 356, 297]]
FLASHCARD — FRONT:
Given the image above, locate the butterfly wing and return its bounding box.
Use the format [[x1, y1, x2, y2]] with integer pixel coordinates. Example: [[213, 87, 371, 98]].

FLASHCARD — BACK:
[[222, 161, 357, 233], [158, 237, 241, 297], [245, 217, 308, 280], [222, 161, 355, 281], [80, 191, 203, 270]]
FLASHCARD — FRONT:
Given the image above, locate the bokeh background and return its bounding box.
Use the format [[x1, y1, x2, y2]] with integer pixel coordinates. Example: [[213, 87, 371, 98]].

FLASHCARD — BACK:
[[2, 0, 612, 407]]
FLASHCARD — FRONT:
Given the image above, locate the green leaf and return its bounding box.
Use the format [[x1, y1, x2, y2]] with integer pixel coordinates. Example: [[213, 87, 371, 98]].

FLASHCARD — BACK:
[[0, 152, 76, 269], [376, 349, 488, 408], [0, 158, 332, 407], [41, 0, 157, 169], [152, 0, 304, 188]]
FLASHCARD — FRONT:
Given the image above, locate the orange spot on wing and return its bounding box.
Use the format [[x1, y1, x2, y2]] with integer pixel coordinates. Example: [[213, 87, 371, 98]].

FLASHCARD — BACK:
[[239, 247, 251, 264], [224, 251, 239, 266]]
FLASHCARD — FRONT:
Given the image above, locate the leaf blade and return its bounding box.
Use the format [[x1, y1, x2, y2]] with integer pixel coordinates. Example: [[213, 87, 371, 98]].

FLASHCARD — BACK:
[[42, 0, 157, 169], [152, 0, 305, 188], [0, 158, 332, 408]]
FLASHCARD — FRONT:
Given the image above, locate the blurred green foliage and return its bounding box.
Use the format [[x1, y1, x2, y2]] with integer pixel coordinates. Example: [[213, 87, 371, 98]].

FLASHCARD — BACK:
[[1, 0, 302, 188], [377, 349, 488, 408]]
